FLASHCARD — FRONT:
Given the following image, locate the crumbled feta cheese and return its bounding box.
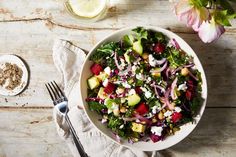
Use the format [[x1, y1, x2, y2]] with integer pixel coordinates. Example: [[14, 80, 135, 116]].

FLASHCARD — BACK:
[[116, 87, 124, 94], [120, 58, 126, 67], [146, 113, 153, 118], [146, 76, 152, 83], [119, 124, 124, 129], [178, 83, 188, 91], [111, 103, 119, 110], [104, 67, 111, 75], [101, 118, 107, 123], [128, 89, 136, 95], [121, 98, 126, 103], [135, 119, 141, 123], [151, 126, 163, 136], [140, 87, 147, 92], [132, 65, 137, 73], [164, 110, 173, 117], [108, 109, 113, 114], [152, 106, 159, 114], [102, 78, 109, 87], [175, 107, 182, 113], [149, 54, 157, 67], [122, 82, 131, 88], [113, 81, 123, 85], [136, 73, 144, 80], [144, 91, 152, 98]]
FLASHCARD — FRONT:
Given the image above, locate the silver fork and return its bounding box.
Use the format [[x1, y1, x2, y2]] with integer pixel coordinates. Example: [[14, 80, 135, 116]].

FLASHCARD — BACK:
[[45, 81, 89, 157]]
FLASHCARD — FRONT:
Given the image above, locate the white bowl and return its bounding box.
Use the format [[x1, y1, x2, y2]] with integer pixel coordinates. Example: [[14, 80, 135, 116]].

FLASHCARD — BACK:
[[79, 26, 207, 151]]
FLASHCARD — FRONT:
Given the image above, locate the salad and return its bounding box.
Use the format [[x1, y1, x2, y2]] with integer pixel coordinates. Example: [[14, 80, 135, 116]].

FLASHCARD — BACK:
[[86, 27, 202, 143]]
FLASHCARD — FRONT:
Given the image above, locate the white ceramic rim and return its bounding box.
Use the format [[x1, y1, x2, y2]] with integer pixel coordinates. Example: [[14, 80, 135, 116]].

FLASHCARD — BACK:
[[0, 54, 29, 96], [79, 26, 208, 151]]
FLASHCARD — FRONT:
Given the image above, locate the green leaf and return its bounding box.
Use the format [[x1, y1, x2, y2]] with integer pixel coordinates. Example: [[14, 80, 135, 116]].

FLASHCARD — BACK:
[[132, 27, 148, 40], [227, 13, 236, 19], [217, 0, 235, 14], [215, 10, 232, 26], [123, 35, 134, 47], [190, 0, 208, 7], [87, 101, 106, 112], [107, 115, 124, 129]]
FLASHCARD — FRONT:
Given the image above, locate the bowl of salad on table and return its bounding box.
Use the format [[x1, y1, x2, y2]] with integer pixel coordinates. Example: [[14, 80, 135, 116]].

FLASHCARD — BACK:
[[79, 26, 207, 151]]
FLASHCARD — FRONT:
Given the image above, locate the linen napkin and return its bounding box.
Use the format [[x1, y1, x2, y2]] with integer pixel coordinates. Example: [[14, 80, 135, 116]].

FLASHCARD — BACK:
[[52, 39, 160, 157]]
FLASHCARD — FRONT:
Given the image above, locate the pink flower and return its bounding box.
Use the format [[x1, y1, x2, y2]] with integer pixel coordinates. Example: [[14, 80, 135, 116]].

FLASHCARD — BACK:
[[198, 18, 225, 43], [175, 0, 209, 31]]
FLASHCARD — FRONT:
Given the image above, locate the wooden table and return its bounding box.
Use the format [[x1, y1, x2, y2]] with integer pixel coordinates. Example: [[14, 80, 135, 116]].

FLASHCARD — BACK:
[[0, 0, 236, 156]]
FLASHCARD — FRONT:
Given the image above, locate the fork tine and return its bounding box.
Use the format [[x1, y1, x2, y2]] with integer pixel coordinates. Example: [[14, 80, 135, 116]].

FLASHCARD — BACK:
[[45, 84, 54, 101], [50, 81, 62, 99], [48, 82, 59, 100], [53, 81, 65, 97]]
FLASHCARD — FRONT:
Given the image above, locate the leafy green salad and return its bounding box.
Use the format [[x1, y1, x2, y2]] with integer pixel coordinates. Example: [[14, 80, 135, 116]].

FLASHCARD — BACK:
[[86, 27, 202, 143]]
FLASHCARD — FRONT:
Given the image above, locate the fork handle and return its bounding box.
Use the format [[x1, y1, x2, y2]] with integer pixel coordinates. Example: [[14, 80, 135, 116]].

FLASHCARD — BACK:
[[65, 114, 89, 157]]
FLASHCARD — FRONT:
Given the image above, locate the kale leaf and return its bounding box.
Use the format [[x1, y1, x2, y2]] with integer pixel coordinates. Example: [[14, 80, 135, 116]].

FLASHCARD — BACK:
[[90, 42, 119, 63], [88, 101, 106, 112]]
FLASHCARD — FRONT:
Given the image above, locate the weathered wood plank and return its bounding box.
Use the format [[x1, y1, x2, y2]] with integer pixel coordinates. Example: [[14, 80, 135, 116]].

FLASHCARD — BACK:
[[0, 21, 236, 107], [0, 108, 236, 157], [0, 0, 235, 32], [0, 108, 72, 157]]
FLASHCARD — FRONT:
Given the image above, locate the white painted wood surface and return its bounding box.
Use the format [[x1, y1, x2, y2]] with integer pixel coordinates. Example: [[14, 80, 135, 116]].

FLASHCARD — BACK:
[[0, 0, 236, 156]]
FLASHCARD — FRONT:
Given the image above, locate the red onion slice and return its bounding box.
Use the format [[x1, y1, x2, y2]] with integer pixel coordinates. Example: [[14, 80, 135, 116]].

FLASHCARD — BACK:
[[164, 88, 175, 110], [156, 58, 166, 65], [188, 70, 199, 81], [134, 114, 152, 125], [172, 63, 194, 74], [114, 52, 123, 70], [170, 77, 178, 100], [150, 61, 167, 73], [122, 117, 137, 121], [171, 38, 180, 49], [118, 64, 131, 76]]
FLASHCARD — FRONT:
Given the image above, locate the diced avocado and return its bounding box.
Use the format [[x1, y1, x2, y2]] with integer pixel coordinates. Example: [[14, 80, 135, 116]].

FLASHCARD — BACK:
[[127, 94, 141, 106], [96, 72, 108, 82], [131, 122, 146, 133], [97, 87, 107, 99], [88, 76, 100, 90], [133, 40, 143, 55], [124, 51, 131, 63]]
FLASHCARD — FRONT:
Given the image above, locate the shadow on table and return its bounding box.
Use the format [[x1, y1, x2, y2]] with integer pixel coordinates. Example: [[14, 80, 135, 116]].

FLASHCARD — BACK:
[[158, 33, 236, 156]]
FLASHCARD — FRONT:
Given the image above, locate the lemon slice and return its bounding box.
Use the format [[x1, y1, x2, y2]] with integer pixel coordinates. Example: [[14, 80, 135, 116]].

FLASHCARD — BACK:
[[68, 0, 107, 18]]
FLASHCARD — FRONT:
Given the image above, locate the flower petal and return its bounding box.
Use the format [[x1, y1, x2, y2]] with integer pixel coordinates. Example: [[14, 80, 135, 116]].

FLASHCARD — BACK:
[[198, 19, 225, 43], [175, 0, 192, 19]]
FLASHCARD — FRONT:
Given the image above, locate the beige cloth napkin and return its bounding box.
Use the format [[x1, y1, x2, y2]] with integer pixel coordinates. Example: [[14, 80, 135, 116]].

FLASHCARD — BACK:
[[52, 39, 160, 157]]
